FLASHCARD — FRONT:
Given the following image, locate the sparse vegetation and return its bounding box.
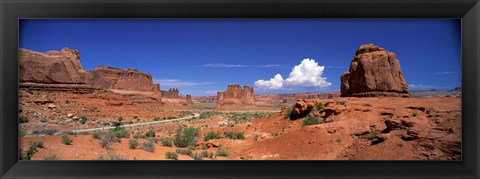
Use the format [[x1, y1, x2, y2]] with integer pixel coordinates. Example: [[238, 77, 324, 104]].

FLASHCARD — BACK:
[[129, 139, 139, 149], [145, 130, 156, 137], [32, 129, 58, 135], [112, 127, 130, 138], [284, 108, 293, 119], [201, 144, 208, 150], [216, 146, 229, 157], [92, 130, 102, 139], [19, 117, 29, 123], [253, 135, 259, 141], [98, 154, 126, 160], [147, 137, 160, 143], [21, 140, 44, 160], [412, 111, 418, 117], [336, 100, 347, 105], [33, 140, 44, 148], [160, 137, 173, 147], [203, 131, 222, 141], [154, 117, 160, 121], [61, 135, 72, 145], [199, 111, 220, 119], [65, 100, 70, 104], [79, 116, 88, 124], [224, 131, 245, 140], [133, 131, 145, 139], [141, 142, 155, 152], [367, 131, 377, 140], [190, 152, 203, 160], [165, 151, 178, 160], [44, 154, 59, 160], [176, 148, 192, 155], [201, 151, 209, 158], [315, 102, 323, 110], [302, 116, 320, 126], [117, 116, 123, 122], [336, 138, 342, 143], [174, 126, 200, 148]]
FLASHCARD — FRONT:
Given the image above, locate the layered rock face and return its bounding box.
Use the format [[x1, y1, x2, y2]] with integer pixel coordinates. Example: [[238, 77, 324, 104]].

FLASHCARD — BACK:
[[217, 84, 255, 106], [19, 48, 161, 93], [86, 66, 160, 93], [186, 94, 193, 104], [161, 88, 180, 98], [19, 48, 86, 84], [340, 44, 410, 97]]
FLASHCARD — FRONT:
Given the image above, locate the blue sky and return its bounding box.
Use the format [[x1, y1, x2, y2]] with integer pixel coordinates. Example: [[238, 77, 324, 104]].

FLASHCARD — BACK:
[[20, 19, 461, 96]]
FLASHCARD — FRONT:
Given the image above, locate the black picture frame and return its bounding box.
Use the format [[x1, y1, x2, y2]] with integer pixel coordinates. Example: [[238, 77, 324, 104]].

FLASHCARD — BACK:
[[1, 0, 479, 178]]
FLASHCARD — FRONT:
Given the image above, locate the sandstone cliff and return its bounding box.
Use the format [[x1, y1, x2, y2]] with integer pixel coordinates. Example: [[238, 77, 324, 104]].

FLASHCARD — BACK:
[[86, 66, 160, 93], [217, 84, 255, 106], [161, 88, 180, 98], [340, 44, 410, 97], [19, 48, 86, 84]]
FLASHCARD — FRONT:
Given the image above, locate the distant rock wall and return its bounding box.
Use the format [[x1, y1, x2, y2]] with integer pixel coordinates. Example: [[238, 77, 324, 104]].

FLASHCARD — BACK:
[[217, 84, 255, 106], [86, 66, 160, 93], [19, 48, 86, 84], [19, 48, 161, 93], [161, 88, 180, 98], [186, 94, 193, 104], [340, 44, 410, 97]]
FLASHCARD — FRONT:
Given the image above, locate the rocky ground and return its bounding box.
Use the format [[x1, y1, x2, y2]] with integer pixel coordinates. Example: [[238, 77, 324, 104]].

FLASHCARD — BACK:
[[19, 89, 461, 160]]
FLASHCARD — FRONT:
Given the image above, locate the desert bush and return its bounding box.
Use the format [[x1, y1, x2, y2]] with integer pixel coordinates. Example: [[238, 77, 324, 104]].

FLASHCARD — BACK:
[[315, 102, 323, 110], [98, 154, 126, 160], [190, 152, 203, 160], [203, 131, 222, 141], [32, 129, 59, 135], [145, 130, 156, 137], [147, 137, 160, 143], [165, 151, 178, 160], [336, 100, 347, 105], [141, 142, 155, 152], [302, 116, 320, 126], [22, 142, 41, 160], [112, 127, 130, 139], [92, 130, 103, 139], [128, 139, 139, 149], [201, 144, 207, 150], [117, 116, 123, 122], [154, 117, 160, 121], [176, 148, 192, 155], [160, 137, 173, 147], [224, 131, 245, 140], [65, 100, 70, 104], [19, 117, 29, 123], [253, 135, 259, 141], [201, 151, 209, 158], [100, 137, 110, 148], [284, 108, 293, 119], [33, 140, 44, 148], [367, 131, 377, 140], [336, 138, 342, 143], [412, 112, 418, 117], [43, 154, 59, 160], [199, 111, 220, 119], [174, 126, 200, 148], [61, 135, 72, 145], [79, 116, 88, 124], [133, 131, 145, 139], [216, 146, 229, 157]]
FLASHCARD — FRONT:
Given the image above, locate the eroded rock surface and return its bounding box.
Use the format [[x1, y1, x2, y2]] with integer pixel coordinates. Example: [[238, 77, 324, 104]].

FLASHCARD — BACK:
[[217, 84, 255, 106]]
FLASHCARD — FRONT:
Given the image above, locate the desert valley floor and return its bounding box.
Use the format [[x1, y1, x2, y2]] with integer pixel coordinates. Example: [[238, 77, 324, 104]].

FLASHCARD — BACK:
[[19, 89, 461, 160]]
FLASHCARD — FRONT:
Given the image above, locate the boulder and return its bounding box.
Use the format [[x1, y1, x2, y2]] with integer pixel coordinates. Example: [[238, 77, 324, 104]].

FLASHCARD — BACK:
[[340, 44, 410, 97], [290, 99, 315, 120]]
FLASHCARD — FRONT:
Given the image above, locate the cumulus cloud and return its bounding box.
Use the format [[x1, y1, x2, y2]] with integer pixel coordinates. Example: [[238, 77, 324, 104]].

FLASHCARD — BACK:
[[254, 58, 332, 90], [254, 74, 284, 90]]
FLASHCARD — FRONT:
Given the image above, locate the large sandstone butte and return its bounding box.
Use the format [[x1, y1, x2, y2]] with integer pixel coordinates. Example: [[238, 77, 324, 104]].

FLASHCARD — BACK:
[[86, 66, 160, 93], [19, 48, 161, 93], [340, 44, 410, 97], [161, 88, 180, 98], [217, 84, 255, 106], [19, 48, 86, 84]]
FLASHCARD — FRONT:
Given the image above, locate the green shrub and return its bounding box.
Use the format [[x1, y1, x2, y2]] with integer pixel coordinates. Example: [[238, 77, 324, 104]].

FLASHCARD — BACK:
[[141, 142, 155, 152], [19, 117, 29, 123], [203, 131, 222, 141], [22, 142, 41, 160], [65, 100, 70, 104], [302, 116, 320, 126], [154, 117, 160, 121], [224, 131, 245, 140], [128, 139, 139, 149], [201, 144, 207, 150], [315, 102, 323, 110], [145, 130, 156, 137], [61, 135, 72, 145], [100, 136, 110, 148], [284, 108, 293, 119], [336, 100, 347, 105], [117, 116, 123, 122], [33, 140, 44, 148], [208, 152, 215, 158], [216, 146, 229, 157], [174, 126, 200, 148], [44, 154, 59, 160], [412, 112, 418, 117], [176, 148, 193, 155], [147, 137, 160, 143], [165, 151, 178, 160], [92, 131, 102, 139], [190, 152, 203, 160], [367, 131, 377, 140], [32, 129, 58, 135], [201, 151, 209, 158], [98, 154, 126, 160], [133, 131, 145, 139], [112, 127, 130, 138], [160, 137, 173, 147], [253, 135, 259, 141], [79, 116, 88, 124], [336, 138, 342, 143]]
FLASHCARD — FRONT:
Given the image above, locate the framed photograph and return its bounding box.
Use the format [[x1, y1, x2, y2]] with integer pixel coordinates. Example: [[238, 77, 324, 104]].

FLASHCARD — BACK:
[[1, 0, 479, 178]]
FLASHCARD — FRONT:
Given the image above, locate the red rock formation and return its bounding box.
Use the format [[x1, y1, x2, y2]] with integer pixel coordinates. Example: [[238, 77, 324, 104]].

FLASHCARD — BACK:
[[186, 94, 193, 104], [19, 48, 86, 84], [86, 66, 160, 93], [217, 84, 255, 106], [340, 44, 410, 97], [161, 88, 179, 98]]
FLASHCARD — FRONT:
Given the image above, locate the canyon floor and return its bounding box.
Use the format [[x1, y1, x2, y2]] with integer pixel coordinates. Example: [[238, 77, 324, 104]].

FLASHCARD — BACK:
[[19, 89, 461, 160]]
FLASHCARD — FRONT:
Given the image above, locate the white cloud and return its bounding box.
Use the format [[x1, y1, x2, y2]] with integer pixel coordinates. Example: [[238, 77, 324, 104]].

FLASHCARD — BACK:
[[254, 74, 284, 90], [204, 90, 219, 94], [154, 79, 214, 87], [254, 58, 332, 90], [433, 71, 460, 75], [408, 84, 436, 90]]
